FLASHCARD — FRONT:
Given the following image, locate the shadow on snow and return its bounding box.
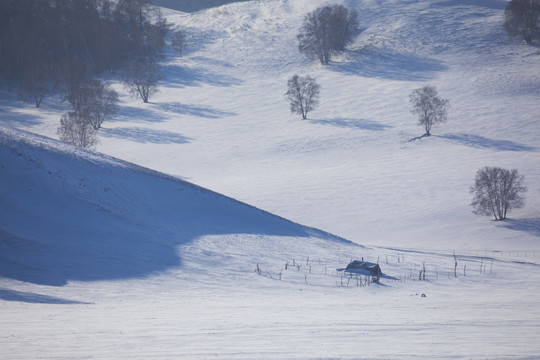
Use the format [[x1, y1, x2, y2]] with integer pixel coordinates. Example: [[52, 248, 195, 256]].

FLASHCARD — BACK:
[[332, 46, 448, 82], [499, 218, 540, 237], [0, 288, 90, 304], [101, 127, 192, 144], [309, 117, 392, 131], [0, 131, 343, 287], [438, 133, 536, 152], [161, 64, 243, 89], [157, 102, 236, 119], [110, 101, 235, 125], [111, 105, 171, 124], [435, 0, 507, 10]]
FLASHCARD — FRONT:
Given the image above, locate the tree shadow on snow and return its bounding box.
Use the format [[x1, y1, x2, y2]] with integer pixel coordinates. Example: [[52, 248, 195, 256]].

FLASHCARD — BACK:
[[0, 96, 53, 128], [309, 117, 392, 131], [110, 105, 171, 124], [157, 102, 236, 119], [101, 127, 192, 144], [435, 0, 507, 10], [161, 64, 243, 89], [405, 133, 431, 143], [499, 218, 540, 237], [437, 133, 536, 152], [0, 288, 90, 304], [332, 46, 448, 82]]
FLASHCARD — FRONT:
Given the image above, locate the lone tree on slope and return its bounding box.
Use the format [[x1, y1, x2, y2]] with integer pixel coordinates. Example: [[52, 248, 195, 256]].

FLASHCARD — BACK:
[[297, 4, 360, 65], [171, 30, 187, 56], [470, 166, 527, 221], [57, 112, 99, 150], [123, 57, 161, 103], [285, 74, 320, 120], [409, 85, 450, 136], [504, 0, 540, 44], [65, 79, 118, 130]]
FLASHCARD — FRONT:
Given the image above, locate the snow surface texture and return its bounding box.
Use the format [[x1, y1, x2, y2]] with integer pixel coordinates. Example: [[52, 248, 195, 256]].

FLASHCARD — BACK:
[[1, 0, 540, 359]]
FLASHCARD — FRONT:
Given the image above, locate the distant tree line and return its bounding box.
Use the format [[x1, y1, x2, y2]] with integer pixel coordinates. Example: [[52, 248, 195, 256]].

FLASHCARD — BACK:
[[0, 0, 169, 107]]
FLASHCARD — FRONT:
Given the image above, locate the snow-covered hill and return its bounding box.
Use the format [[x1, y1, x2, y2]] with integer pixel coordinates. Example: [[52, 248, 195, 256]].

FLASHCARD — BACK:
[[1, 0, 540, 358], [2, 126, 540, 359], [3, 0, 537, 251], [0, 126, 350, 286]]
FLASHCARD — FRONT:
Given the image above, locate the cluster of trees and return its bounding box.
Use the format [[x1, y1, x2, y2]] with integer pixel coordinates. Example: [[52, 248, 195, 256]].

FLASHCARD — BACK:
[[0, 0, 169, 108], [0, 0, 172, 149], [505, 0, 540, 44], [57, 79, 119, 149], [284, 5, 358, 119]]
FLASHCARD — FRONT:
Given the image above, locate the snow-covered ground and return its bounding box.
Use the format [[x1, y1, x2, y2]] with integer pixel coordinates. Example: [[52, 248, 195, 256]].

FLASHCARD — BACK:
[[1, 0, 540, 358]]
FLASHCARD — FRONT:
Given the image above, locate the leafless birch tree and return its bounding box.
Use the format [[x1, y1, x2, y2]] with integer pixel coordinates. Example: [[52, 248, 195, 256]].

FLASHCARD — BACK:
[[123, 58, 161, 103], [65, 79, 118, 129], [57, 112, 99, 150], [285, 75, 320, 120], [409, 85, 450, 136]]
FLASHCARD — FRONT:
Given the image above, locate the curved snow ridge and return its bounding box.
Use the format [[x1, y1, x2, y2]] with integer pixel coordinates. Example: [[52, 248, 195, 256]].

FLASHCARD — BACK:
[[0, 126, 352, 245]]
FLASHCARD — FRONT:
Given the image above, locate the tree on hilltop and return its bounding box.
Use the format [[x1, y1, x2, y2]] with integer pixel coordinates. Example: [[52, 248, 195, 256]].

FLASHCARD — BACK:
[[297, 4, 360, 65]]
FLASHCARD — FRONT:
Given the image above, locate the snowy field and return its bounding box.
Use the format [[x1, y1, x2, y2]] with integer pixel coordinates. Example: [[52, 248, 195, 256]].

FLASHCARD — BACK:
[[1, 0, 540, 358]]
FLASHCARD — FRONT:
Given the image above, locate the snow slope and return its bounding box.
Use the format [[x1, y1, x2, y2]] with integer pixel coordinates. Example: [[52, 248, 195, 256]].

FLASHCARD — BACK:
[[0, 126, 348, 286], [4, 0, 537, 251], [2, 126, 540, 360], [1, 0, 540, 358]]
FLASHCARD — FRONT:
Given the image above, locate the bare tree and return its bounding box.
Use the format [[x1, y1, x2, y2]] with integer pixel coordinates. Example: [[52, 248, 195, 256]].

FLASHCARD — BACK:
[[470, 166, 527, 221], [17, 37, 50, 108], [505, 0, 540, 44], [65, 79, 118, 129], [123, 58, 161, 103], [57, 112, 99, 150], [19, 61, 49, 108], [88, 81, 119, 129], [297, 4, 359, 65], [171, 30, 186, 56], [65, 78, 96, 116], [285, 75, 320, 119], [409, 85, 450, 136]]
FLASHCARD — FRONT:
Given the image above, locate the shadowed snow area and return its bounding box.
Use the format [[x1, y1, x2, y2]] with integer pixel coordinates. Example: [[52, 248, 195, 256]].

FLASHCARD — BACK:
[[0, 127, 345, 286]]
